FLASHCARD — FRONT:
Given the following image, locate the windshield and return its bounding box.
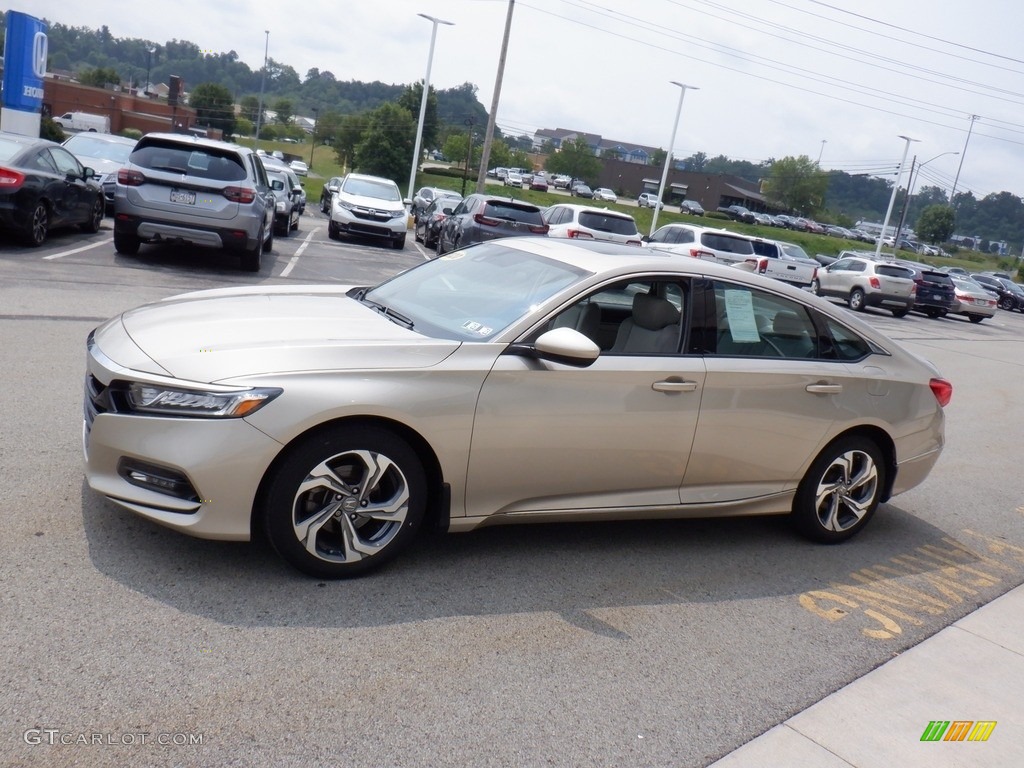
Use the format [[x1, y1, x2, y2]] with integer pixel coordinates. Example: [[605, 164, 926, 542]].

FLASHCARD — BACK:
[[64, 135, 135, 162], [363, 242, 589, 341], [343, 176, 402, 201]]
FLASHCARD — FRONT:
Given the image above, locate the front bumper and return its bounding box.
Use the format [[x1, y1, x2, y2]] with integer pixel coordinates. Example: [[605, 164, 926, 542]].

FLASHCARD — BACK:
[[330, 204, 406, 241]]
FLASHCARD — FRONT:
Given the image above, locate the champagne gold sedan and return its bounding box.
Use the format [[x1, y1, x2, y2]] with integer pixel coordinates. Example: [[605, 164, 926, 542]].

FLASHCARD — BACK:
[[83, 239, 951, 578]]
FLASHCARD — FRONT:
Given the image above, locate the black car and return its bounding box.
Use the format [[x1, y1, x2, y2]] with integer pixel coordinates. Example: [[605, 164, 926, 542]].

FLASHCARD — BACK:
[[896, 261, 957, 318], [971, 273, 1024, 311], [716, 204, 756, 223], [0, 132, 105, 246], [569, 183, 594, 199], [413, 195, 460, 249], [320, 176, 344, 213], [411, 186, 461, 218], [435, 194, 548, 255], [266, 169, 303, 236]]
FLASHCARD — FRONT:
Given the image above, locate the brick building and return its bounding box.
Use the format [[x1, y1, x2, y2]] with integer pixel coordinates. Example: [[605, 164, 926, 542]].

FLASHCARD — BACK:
[[42, 78, 197, 136]]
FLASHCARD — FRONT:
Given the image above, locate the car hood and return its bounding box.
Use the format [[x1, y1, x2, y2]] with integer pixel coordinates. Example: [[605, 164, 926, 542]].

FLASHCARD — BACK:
[[79, 157, 124, 175], [102, 285, 459, 383], [336, 191, 404, 212]]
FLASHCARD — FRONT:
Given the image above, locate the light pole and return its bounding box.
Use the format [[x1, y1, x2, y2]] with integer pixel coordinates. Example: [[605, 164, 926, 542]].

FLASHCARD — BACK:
[[875, 134, 919, 258], [817, 139, 827, 165], [407, 14, 454, 206], [309, 107, 318, 170], [893, 151, 958, 243], [254, 30, 270, 148], [650, 82, 698, 237], [145, 47, 155, 96]]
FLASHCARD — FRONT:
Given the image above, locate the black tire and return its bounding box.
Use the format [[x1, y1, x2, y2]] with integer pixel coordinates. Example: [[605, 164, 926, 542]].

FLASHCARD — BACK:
[[261, 425, 427, 578], [265, 223, 274, 253], [435, 233, 445, 256], [113, 229, 140, 255], [24, 201, 49, 247], [998, 296, 1014, 310], [81, 195, 104, 233], [810, 278, 821, 296], [925, 307, 942, 319], [891, 308, 910, 318], [792, 435, 885, 543], [290, 212, 299, 231], [968, 314, 985, 324], [241, 225, 264, 272], [328, 221, 339, 240], [847, 288, 866, 311], [414, 226, 422, 244], [392, 234, 406, 250]]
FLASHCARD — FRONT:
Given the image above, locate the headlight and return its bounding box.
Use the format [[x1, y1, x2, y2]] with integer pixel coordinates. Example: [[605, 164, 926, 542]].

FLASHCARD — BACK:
[[276, 201, 287, 212], [335, 198, 354, 211], [126, 383, 282, 418], [390, 210, 405, 219]]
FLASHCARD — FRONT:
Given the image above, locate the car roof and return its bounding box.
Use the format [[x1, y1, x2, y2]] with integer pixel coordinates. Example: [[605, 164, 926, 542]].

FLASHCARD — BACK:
[[137, 132, 249, 153], [549, 202, 635, 217]]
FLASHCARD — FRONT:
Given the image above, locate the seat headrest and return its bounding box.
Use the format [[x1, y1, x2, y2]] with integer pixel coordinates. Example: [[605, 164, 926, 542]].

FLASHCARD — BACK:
[[772, 310, 805, 335], [632, 293, 679, 330]]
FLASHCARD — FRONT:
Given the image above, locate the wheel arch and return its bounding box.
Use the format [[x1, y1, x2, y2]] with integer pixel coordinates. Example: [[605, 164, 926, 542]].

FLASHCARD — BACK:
[[815, 425, 897, 502], [251, 415, 449, 540]]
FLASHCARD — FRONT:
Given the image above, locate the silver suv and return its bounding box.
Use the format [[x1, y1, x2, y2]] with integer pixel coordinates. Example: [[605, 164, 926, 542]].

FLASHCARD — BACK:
[[812, 252, 917, 317], [328, 173, 409, 250], [113, 133, 275, 271]]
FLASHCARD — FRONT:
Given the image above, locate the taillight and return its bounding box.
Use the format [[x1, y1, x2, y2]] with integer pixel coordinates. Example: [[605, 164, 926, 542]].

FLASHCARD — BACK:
[[869, 276, 880, 289], [473, 213, 500, 226], [117, 168, 145, 186], [223, 186, 256, 204], [811, 267, 818, 281], [567, 229, 594, 239], [0, 167, 25, 188], [528, 223, 549, 235], [690, 248, 714, 259], [626, 239, 642, 247], [757, 257, 768, 274], [910, 284, 917, 296], [929, 378, 953, 407]]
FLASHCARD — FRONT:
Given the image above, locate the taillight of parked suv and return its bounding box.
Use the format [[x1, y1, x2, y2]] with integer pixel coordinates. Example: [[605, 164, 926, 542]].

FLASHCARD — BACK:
[[118, 169, 145, 186]]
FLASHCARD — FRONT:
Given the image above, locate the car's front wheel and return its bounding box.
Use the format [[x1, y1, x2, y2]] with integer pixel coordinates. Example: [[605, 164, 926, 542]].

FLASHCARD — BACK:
[[262, 425, 427, 578], [392, 234, 406, 250], [792, 435, 885, 543], [998, 296, 1014, 310], [81, 195, 104, 233]]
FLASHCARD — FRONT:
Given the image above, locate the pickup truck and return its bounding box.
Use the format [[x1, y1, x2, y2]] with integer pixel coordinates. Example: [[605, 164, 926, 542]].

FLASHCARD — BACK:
[[737, 239, 819, 289]]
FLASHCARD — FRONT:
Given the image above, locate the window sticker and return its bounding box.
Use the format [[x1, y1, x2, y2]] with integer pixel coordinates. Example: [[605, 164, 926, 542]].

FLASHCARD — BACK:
[[723, 289, 761, 342], [461, 321, 493, 336]]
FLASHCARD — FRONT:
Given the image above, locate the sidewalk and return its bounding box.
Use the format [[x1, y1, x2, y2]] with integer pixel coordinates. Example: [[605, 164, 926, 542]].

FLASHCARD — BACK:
[[708, 585, 1024, 767]]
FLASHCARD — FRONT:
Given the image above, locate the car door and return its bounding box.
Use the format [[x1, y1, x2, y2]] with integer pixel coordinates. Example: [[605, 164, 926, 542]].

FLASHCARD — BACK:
[[44, 147, 93, 226], [819, 258, 858, 297], [466, 278, 707, 516], [681, 278, 860, 502]]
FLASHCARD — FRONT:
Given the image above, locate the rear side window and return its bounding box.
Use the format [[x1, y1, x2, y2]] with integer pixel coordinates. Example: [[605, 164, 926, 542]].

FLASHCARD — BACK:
[[578, 211, 638, 235], [701, 233, 754, 255], [131, 140, 246, 182], [484, 201, 543, 225], [875, 265, 914, 279], [751, 241, 778, 257]]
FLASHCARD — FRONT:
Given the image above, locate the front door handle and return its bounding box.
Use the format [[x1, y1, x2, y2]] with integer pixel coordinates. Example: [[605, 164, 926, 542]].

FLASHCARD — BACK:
[[806, 383, 843, 394], [652, 379, 699, 393]]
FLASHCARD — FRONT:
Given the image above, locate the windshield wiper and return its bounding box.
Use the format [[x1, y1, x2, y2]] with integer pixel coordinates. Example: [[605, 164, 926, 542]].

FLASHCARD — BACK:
[[358, 295, 414, 329]]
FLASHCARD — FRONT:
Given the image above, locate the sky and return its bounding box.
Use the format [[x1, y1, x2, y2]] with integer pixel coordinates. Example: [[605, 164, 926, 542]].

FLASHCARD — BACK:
[[21, 0, 1024, 200]]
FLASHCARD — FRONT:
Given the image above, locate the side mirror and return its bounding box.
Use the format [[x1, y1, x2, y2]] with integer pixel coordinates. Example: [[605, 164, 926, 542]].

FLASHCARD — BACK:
[[83, 167, 96, 180], [508, 327, 600, 368], [442, 206, 454, 215], [292, 185, 303, 195]]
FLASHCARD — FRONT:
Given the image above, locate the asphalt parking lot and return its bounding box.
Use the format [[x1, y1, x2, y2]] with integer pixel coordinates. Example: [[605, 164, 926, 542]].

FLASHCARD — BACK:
[[2, 213, 1023, 767]]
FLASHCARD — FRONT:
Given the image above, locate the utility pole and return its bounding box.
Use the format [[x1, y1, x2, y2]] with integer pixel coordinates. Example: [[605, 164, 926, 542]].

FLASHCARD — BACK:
[[949, 114, 978, 205], [475, 0, 515, 193], [893, 155, 916, 245]]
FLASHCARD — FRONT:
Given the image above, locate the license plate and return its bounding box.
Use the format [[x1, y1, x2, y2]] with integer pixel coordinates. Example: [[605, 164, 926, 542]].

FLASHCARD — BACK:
[[170, 188, 196, 205], [932, 293, 942, 300]]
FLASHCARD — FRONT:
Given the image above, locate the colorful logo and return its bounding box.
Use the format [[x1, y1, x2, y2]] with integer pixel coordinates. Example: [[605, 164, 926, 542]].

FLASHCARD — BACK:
[[920, 721, 996, 742]]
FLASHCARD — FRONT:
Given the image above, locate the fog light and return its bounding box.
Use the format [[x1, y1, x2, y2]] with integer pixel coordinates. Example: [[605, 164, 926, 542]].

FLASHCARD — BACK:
[[118, 458, 199, 501]]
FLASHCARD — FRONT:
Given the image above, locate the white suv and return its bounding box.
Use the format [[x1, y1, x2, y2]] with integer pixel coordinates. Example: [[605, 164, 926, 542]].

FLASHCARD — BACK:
[[645, 223, 755, 265], [327, 173, 409, 250], [542, 204, 642, 246]]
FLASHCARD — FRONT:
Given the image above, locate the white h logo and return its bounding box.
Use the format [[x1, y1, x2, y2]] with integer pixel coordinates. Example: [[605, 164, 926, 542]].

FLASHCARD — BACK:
[[32, 31, 49, 80]]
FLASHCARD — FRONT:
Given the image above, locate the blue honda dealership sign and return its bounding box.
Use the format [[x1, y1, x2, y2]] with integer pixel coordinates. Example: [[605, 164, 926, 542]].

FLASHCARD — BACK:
[[2, 11, 48, 112]]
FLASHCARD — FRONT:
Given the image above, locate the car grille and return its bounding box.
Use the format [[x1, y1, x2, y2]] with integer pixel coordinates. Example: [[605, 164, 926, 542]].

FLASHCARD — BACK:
[[350, 206, 395, 223], [83, 374, 110, 443]]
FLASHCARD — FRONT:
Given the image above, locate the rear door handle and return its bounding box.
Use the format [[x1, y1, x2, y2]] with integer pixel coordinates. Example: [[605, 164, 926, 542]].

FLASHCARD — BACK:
[[652, 379, 699, 393], [806, 383, 843, 394]]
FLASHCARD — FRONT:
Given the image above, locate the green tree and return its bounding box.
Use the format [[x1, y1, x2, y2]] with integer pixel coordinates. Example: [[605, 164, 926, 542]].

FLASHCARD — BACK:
[[398, 82, 439, 150], [543, 136, 601, 182], [239, 95, 262, 124], [682, 151, 708, 171], [314, 109, 344, 145], [916, 205, 956, 244], [79, 66, 121, 87], [650, 148, 667, 167], [335, 113, 369, 170], [443, 134, 469, 167], [272, 98, 294, 125], [487, 140, 512, 169], [763, 155, 829, 214], [188, 82, 236, 136], [353, 103, 414, 182]]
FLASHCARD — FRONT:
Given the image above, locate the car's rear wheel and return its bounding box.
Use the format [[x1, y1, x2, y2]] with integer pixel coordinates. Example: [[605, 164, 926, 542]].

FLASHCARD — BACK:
[[810, 278, 821, 296], [925, 307, 943, 318], [262, 425, 427, 578], [264, 222, 274, 253], [241, 225, 264, 272], [847, 288, 866, 311], [81, 195, 104, 233], [792, 435, 885, 543], [968, 314, 985, 323], [113, 229, 140, 255], [24, 201, 49, 246], [891, 308, 910, 318]]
